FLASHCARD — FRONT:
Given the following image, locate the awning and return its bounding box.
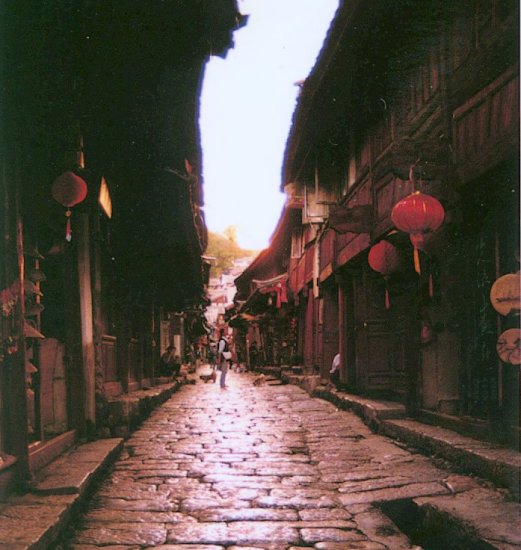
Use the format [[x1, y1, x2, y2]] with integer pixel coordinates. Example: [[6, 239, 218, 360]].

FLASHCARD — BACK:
[[228, 312, 263, 328], [242, 273, 289, 311], [252, 273, 288, 291], [255, 274, 288, 308]]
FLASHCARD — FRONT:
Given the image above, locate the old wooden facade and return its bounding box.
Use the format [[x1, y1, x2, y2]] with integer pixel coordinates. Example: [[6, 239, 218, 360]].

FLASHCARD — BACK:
[[237, 0, 519, 445], [234, 206, 298, 369], [0, 1, 242, 496]]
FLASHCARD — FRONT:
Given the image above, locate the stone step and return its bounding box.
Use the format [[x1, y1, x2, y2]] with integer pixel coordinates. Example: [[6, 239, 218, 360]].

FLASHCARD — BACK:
[[413, 488, 521, 549], [0, 438, 122, 549], [30, 438, 123, 495], [382, 419, 521, 499]]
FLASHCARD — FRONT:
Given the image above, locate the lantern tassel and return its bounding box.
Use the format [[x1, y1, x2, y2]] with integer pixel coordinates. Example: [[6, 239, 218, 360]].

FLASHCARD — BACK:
[[65, 209, 72, 242], [413, 246, 421, 274], [385, 288, 390, 310], [429, 272, 434, 298]]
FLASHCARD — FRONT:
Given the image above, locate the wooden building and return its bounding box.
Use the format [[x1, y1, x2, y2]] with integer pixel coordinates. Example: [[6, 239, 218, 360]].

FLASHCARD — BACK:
[[0, 1, 243, 496], [240, 0, 519, 445], [234, 206, 298, 369]]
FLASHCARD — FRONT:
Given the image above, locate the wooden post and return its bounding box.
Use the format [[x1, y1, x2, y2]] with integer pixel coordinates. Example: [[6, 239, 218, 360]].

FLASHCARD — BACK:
[[9, 208, 30, 480], [404, 304, 421, 417], [91, 206, 105, 399], [117, 308, 130, 394], [338, 283, 346, 386], [1, 161, 30, 483], [76, 214, 96, 432]]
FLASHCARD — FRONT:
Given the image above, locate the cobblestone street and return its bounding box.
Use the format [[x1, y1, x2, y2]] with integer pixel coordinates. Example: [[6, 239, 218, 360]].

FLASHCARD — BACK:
[[60, 370, 519, 549]]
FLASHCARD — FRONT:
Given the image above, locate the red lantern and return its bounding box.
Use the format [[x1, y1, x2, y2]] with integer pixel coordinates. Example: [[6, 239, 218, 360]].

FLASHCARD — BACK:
[[51, 172, 88, 241], [368, 240, 401, 275], [391, 191, 444, 275], [368, 240, 401, 309]]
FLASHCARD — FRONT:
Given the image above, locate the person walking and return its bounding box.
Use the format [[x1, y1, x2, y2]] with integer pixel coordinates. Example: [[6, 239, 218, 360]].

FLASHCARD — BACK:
[[329, 352, 340, 388], [217, 331, 231, 389]]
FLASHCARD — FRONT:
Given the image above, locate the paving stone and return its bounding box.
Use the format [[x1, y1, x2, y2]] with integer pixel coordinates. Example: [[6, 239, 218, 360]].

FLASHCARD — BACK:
[[97, 497, 180, 512], [197, 508, 298, 522], [298, 508, 352, 521], [84, 509, 197, 523], [146, 546, 224, 550], [165, 523, 229, 544], [226, 522, 300, 545], [72, 523, 167, 546], [338, 481, 449, 506], [202, 474, 281, 485], [299, 527, 367, 543], [279, 477, 327, 487], [256, 494, 339, 509], [314, 542, 387, 549], [58, 371, 519, 549], [353, 507, 417, 549], [181, 497, 253, 512]]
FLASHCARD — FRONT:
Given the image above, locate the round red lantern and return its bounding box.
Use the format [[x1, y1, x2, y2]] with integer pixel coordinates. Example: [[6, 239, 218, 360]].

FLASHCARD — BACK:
[[391, 191, 444, 274], [368, 240, 401, 275], [368, 240, 401, 309], [51, 172, 88, 241]]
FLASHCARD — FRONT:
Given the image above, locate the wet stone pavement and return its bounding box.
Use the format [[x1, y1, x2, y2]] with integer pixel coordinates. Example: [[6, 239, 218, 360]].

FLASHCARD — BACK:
[[59, 369, 498, 549]]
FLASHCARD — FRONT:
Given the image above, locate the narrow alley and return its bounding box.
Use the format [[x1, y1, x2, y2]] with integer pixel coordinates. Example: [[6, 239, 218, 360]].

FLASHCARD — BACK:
[[57, 369, 519, 549], [1, 2, 519, 548]]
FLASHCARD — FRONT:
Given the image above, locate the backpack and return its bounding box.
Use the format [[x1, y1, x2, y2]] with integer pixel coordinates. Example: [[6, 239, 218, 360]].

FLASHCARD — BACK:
[[220, 337, 229, 352]]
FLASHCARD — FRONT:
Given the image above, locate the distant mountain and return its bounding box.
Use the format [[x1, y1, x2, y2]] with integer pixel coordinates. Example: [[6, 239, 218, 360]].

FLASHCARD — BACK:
[[206, 227, 257, 277]]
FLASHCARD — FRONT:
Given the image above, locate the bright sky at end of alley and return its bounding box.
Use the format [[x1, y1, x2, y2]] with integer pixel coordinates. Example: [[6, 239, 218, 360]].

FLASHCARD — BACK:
[[200, 0, 339, 252]]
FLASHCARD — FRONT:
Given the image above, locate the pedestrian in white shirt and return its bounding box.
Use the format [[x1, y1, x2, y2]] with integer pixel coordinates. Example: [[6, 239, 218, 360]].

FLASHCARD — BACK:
[[330, 352, 340, 387]]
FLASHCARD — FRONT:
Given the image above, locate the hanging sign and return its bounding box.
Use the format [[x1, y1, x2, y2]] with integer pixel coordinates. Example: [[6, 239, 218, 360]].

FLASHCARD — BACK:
[[490, 273, 520, 316], [98, 176, 113, 218], [496, 328, 521, 365]]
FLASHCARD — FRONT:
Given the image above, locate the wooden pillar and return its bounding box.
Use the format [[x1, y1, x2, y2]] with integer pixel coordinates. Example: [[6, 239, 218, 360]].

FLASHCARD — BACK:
[[338, 283, 347, 386], [398, 283, 421, 416], [76, 214, 96, 431], [6, 210, 30, 480], [404, 313, 421, 416], [304, 289, 314, 368], [91, 206, 104, 399], [116, 308, 131, 394]]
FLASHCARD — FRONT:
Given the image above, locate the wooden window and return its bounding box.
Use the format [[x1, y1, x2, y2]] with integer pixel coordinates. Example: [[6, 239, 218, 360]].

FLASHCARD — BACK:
[[291, 228, 304, 259], [347, 157, 357, 191]]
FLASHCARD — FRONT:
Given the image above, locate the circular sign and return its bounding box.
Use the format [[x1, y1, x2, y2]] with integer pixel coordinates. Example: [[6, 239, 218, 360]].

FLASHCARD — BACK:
[[496, 328, 521, 365], [490, 273, 520, 316]]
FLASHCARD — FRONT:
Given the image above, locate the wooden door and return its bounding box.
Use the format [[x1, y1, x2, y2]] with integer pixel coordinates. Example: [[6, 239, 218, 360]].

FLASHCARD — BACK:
[[320, 287, 339, 378], [352, 268, 407, 397], [303, 290, 314, 368]]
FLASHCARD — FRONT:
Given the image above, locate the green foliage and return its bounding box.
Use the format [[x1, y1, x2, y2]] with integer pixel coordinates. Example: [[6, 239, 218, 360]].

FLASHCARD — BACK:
[[206, 226, 255, 277]]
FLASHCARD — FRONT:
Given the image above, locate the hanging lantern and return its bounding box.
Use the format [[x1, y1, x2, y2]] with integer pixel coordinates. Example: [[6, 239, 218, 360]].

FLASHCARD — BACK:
[[368, 240, 401, 309], [391, 191, 444, 275], [51, 172, 88, 241]]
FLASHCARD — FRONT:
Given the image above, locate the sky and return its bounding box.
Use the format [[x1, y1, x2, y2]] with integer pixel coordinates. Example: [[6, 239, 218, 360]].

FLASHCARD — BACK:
[[200, 0, 339, 251]]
